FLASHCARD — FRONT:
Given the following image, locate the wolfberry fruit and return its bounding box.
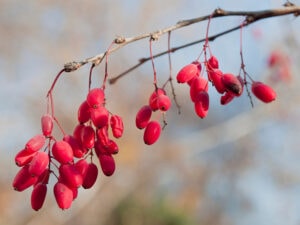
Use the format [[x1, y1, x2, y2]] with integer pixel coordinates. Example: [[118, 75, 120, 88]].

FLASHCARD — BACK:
[[86, 88, 105, 108], [28, 151, 49, 177], [135, 105, 152, 129], [98, 153, 116, 176], [41, 114, 53, 137], [90, 106, 109, 128], [31, 183, 47, 211], [53, 182, 73, 210], [82, 162, 98, 189], [251, 81, 276, 103], [176, 61, 201, 83], [143, 120, 161, 145], [77, 100, 91, 123], [110, 115, 124, 138], [194, 91, 209, 118], [221, 73, 243, 96], [52, 140, 74, 164], [25, 134, 46, 153]]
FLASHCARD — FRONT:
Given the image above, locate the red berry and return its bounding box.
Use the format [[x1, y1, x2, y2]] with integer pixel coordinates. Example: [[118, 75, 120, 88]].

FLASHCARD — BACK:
[[15, 148, 37, 167], [251, 81, 276, 103], [82, 162, 98, 189], [143, 121, 161, 145], [77, 100, 91, 123], [98, 154, 116, 176], [31, 183, 47, 211], [221, 73, 243, 96], [86, 88, 105, 108], [207, 55, 219, 69], [157, 94, 171, 111], [189, 76, 209, 102], [136, 105, 152, 129], [28, 151, 49, 177], [63, 135, 86, 158], [13, 165, 38, 192], [25, 134, 46, 153], [41, 114, 53, 137], [208, 69, 226, 94], [176, 62, 201, 83], [90, 107, 109, 128], [106, 140, 119, 155], [148, 88, 166, 111], [53, 182, 73, 210], [52, 140, 74, 164], [59, 164, 83, 188], [110, 115, 124, 138], [96, 126, 110, 147], [194, 91, 209, 118], [220, 92, 235, 105], [35, 169, 50, 185], [81, 125, 95, 149], [75, 158, 89, 178]]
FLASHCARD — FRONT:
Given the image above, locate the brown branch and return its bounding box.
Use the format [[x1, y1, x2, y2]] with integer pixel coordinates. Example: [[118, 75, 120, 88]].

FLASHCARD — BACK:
[[62, 5, 300, 80]]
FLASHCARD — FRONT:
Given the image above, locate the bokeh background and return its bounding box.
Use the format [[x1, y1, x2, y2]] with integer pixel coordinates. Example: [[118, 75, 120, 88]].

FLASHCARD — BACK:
[[1, 0, 300, 224]]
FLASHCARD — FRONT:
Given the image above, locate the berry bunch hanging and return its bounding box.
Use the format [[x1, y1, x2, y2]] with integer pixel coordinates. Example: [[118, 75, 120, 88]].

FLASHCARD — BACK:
[[11, 7, 284, 211]]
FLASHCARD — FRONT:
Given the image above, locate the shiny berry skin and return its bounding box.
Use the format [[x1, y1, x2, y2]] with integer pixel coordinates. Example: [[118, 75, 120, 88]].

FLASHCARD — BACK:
[[81, 125, 95, 149], [53, 182, 73, 210], [28, 151, 49, 177], [90, 107, 109, 128], [221, 73, 243, 96], [157, 94, 171, 111], [82, 162, 98, 189], [31, 183, 47, 211], [176, 62, 201, 83], [189, 76, 209, 102], [98, 154, 116, 176], [208, 69, 226, 94], [63, 135, 86, 158], [25, 134, 46, 153], [15, 149, 37, 167], [110, 115, 124, 138], [220, 92, 235, 105], [143, 121, 161, 145], [86, 88, 105, 108], [207, 55, 219, 69], [52, 140, 74, 164], [194, 91, 209, 118], [41, 114, 53, 137], [13, 165, 38, 192], [77, 100, 91, 123], [148, 88, 166, 111], [135, 105, 152, 129], [59, 164, 83, 188], [251, 81, 276, 103]]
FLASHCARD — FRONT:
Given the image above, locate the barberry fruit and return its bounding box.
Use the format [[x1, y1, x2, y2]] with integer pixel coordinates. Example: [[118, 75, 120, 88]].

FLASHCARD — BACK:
[[13, 165, 38, 192], [25, 135, 46, 153], [143, 120, 161, 145], [31, 183, 47, 211], [82, 162, 98, 189], [98, 154, 116, 176], [90, 106, 109, 128], [194, 91, 209, 118], [52, 140, 74, 164], [53, 182, 73, 210], [110, 115, 124, 138], [86, 88, 105, 108], [28, 151, 49, 177], [251, 81, 276, 103], [207, 55, 219, 69], [135, 105, 152, 129], [221, 73, 243, 96], [176, 61, 201, 83], [15, 149, 37, 167], [41, 114, 53, 137], [77, 100, 91, 124]]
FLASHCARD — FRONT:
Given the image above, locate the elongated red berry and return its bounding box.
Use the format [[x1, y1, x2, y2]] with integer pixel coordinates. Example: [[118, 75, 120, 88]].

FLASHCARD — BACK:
[[98, 154, 116, 176], [31, 183, 47, 211], [81, 125, 95, 149], [157, 94, 171, 111], [221, 73, 243, 96], [208, 69, 226, 94], [25, 134, 46, 153], [41, 114, 53, 137], [15, 149, 37, 167], [53, 182, 73, 210], [106, 140, 119, 155], [35, 169, 50, 185], [143, 121, 161, 145], [194, 91, 209, 118], [77, 100, 91, 123], [190, 76, 209, 102], [13, 165, 38, 192], [207, 55, 219, 69], [82, 162, 98, 189], [251, 81, 276, 103], [220, 92, 235, 105], [86, 88, 105, 108], [177, 61, 201, 83], [52, 140, 74, 164], [135, 105, 152, 129], [96, 126, 110, 147], [75, 158, 89, 178], [90, 107, 109, 128], [110, 115, 124, 138], [28, 151, 49, 177], [63, 135, 86, 158], [148, 88, 166, 111], [59, 164, 83, 188]]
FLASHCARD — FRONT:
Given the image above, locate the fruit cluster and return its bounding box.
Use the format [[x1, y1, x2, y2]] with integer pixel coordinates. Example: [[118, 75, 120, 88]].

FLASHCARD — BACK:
[[13, 87, 123, 210], [175, 54, 276, 119]]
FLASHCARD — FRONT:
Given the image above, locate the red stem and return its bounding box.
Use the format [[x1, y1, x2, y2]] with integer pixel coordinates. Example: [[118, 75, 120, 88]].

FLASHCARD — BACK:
[[149, 38, 158, 89]]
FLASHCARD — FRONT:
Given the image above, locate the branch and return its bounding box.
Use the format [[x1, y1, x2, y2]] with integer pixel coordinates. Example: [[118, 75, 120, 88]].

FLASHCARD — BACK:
[[62, 5, 300, 82]]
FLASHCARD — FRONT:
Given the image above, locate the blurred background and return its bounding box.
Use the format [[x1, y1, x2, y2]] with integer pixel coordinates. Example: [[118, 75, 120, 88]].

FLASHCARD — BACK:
[[1, 0, 300, 224]]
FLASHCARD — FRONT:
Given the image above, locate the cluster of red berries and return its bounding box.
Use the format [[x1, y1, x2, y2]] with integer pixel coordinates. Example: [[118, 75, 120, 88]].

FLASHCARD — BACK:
[[176, 55, 276, 118], [135, 88, 171, 145], [12, 87, 123, 210]]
